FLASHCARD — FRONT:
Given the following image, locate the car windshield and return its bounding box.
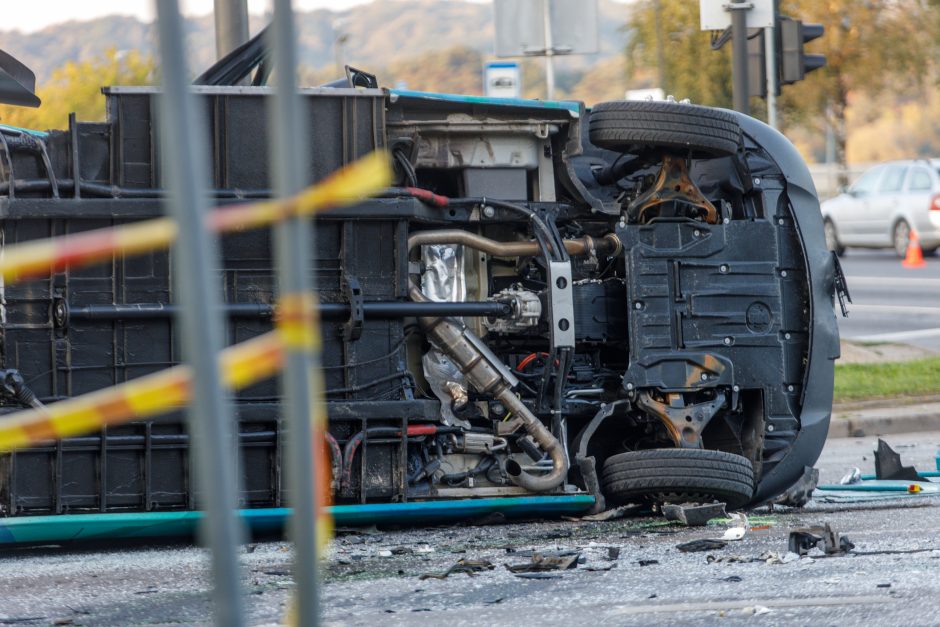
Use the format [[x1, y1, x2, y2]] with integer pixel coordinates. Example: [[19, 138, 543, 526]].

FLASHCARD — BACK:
[[850, 166, 884, 195]]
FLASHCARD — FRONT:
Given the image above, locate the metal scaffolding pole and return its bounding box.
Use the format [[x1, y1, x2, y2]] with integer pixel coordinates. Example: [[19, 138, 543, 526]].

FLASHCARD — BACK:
[[214, 0, 250, 60], [153, 1, 246, 625], [268, 1, 322, 625]]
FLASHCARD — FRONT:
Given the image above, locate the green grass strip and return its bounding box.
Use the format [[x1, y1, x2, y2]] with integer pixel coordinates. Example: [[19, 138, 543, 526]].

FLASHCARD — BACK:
[[834, 357, 940, 403]]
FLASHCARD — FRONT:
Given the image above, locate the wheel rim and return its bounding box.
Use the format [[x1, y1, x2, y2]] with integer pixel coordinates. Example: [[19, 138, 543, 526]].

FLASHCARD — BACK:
[[894, 221, 910, 257]]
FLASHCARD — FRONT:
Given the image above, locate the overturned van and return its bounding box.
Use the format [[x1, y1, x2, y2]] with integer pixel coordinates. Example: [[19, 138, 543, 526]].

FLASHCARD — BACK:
[[0, 42, 842, 519]]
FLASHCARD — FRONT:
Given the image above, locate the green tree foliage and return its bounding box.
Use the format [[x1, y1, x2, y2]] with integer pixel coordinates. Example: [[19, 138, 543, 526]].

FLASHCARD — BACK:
[[0, 49, 154, 131], [625, 0, 935, 179], [777, 0, 933, 184], [625, 0, 733, 107]]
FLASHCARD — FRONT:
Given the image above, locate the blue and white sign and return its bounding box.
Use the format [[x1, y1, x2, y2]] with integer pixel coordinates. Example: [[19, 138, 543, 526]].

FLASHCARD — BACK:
[[484, 61, 522, 99]]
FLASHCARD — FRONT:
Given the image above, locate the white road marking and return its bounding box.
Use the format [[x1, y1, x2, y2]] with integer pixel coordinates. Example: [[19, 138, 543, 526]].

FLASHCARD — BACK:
[[847, 304, 940, 314], [848, 276, 940, 288], [851, 327, 940, 342]]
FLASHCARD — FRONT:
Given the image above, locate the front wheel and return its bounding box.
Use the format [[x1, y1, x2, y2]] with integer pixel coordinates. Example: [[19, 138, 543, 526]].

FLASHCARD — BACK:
[[893, 220, 911, 258], [601, 448, 755, 510], [824, 219, 845, 257]]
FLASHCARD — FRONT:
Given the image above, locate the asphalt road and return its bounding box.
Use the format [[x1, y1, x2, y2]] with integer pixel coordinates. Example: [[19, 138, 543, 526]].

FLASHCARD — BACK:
[[836, 249, 940, 351], [2, 432, 939, 626]]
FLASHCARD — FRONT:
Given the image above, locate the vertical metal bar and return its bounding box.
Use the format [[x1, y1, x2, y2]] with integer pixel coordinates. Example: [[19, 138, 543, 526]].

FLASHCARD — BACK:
[[214, 0, 250, 60], [68, 112, 81, 198], [764, 24, 778, 129], [153, 2, 245, 625], [730, 0, 750, 115], [541, 0, 555, 100], [267, 1, 321, 625]]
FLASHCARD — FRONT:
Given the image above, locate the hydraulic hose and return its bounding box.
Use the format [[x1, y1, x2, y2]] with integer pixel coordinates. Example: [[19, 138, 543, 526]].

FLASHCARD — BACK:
[[410, 284, 568, 492]]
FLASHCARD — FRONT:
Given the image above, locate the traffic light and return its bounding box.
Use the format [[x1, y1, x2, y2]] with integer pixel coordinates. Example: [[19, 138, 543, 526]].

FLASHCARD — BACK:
[[779, 16, 826, 84], [747, 29, 768, 98]]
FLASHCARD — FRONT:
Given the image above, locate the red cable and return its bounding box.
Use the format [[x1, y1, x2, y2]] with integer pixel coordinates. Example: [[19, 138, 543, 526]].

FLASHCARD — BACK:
[[516, 352, 550, 372]]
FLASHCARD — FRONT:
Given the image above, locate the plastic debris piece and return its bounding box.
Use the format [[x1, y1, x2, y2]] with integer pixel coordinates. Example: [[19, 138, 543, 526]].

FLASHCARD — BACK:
[[582, 504, 643, 521], [760, 551, 800, 564], [637, 559, 659, 566], [747, 605, 772, 616], [505, 552, 581, 573], [875, 439, 921, 481], [607, 546, 621, 560], [720, 512, 748, 541], [676, 539, 727, 553], [788, 523, 854, 557], [840, 467, 862, 485], [661, 502, 726, 526], [418, 559, 495, 580]]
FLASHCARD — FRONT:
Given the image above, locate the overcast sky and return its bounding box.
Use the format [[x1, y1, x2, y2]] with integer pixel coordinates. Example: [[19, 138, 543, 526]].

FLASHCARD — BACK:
[[6, 0, 478, 33]]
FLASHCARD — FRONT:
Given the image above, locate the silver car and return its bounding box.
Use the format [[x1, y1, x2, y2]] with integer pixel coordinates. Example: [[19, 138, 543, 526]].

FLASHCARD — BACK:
[[821, 159, 940, 256]]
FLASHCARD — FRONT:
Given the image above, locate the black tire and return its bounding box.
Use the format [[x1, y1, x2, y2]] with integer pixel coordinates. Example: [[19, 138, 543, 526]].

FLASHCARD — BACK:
[[824, 219, 845, 257], [589, 100, 742, 157], [893, 219, 911, 258], [601, 448, 755, 510]]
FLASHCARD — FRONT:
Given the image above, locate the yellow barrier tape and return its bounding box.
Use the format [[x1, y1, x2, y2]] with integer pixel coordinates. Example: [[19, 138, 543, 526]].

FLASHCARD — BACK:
[[0, 151, 393, 284], [0, 332, 285, 453], [276, 292, 317, 351]]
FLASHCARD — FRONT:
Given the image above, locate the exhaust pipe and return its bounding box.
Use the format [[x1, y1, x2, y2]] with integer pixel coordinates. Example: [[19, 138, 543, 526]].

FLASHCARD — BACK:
[[410, 284, 568, 492]]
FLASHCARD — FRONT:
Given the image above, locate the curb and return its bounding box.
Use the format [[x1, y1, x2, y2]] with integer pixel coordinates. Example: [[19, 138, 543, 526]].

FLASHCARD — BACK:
[[828, 403, 940, 438]]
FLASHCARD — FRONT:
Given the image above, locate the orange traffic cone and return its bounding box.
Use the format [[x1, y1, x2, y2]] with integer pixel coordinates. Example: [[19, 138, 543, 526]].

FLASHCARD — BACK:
[[903, 229, 927, 269]]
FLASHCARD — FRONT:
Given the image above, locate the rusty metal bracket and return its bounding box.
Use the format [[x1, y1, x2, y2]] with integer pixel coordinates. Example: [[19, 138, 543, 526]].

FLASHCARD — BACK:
[[627, 155, 718, 224], [637, 391, 725, 448], [343, 275, 364, 341]]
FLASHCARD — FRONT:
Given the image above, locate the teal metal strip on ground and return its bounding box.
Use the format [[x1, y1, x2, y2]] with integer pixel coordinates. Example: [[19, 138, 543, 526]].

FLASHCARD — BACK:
[[389, 89, 581, 115], [0, 495, 593, 545], [860, 471, 940, 480], [330, 495, 594, 526]]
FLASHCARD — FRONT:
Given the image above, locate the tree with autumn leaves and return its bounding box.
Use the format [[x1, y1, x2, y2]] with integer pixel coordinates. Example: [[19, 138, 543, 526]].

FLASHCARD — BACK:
[[0, 49, 154, 131], [626, 0, 936, 185]]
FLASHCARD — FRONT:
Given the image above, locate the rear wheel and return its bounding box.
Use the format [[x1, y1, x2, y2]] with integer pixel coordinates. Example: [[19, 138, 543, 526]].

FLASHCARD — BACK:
[[589, 100, 742, 158], [824, 219, 845, 257], [601, 448, 755, 510], [893, 219, 911, 258]]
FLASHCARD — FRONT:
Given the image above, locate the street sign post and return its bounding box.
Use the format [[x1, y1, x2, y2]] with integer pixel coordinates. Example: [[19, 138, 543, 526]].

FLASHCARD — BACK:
[[494, 0, 598, 100]]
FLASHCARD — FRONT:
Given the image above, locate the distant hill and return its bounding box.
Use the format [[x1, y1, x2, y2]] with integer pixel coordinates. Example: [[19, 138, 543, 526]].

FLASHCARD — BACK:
[[1, 0, 633, 85]]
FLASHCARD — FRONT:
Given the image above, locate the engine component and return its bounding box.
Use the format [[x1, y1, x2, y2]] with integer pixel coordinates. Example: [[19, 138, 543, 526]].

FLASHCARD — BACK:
[[410, 284, 568, 492], [484, 286, 542, 334], [452, 432, 508, 455]]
